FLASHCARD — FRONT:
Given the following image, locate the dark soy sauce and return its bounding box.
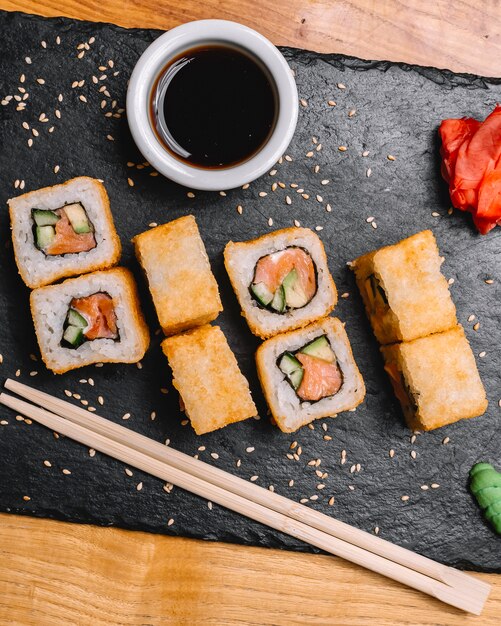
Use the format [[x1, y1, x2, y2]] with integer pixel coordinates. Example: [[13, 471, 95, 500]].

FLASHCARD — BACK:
[[150, 45, 278, 169]]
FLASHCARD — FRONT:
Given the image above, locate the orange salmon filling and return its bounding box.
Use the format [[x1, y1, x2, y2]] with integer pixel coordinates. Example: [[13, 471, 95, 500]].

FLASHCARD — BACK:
[[296, 352, 343, 401], [46, 209, 96, 256], [71, 293, 118, 340], [251, 247, 317, 311]]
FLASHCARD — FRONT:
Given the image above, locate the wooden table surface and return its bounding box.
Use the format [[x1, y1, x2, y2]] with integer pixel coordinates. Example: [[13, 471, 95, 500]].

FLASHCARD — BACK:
[[0, 1, 500, 624]]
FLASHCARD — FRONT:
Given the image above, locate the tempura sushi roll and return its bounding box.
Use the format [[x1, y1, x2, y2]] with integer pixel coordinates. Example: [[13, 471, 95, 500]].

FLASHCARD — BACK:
[[351, 230, 457, 345], [162, 325, 257, 435], [224, 228, 337, 339], [256, 317, 365, 433], [9, 177, 121, 289], [133, 216, 222, 336], [381, 325, 487, 431], [30, 267, 149, 374]]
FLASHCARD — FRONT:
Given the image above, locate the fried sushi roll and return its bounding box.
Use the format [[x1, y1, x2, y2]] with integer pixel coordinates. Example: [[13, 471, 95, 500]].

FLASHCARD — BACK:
[[224, 228, 337, 339], [162, 325, 257, 435], [30, 268, 149, 374], [351, 230, 457, 345], [9, 177, 121, 289], [133, 216, 222, 336], [381, 325, 487, 431], [256, 317, 365, 433]]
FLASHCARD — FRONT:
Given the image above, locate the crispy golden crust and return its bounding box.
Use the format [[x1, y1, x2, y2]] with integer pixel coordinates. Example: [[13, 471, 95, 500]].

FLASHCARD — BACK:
[[224, 228, 337, 339], [31, 267, 149, 374], [9, 177, 121, 289], [351, 230, 457, 345], [161, 325, 256, 435], [256, 317, 365, 433], [133, 215, 222, 336], [381, 325, 487, 431]]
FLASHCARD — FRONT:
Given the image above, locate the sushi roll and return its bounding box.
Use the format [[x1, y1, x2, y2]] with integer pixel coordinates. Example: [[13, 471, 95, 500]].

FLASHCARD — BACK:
[[9, 177, 121, 289], [30, 267, 149, 374], [350, 230, 457, 345], [256, 317, 365, 433], [133, 215, 223, 336], [224, 228, 337, 339], [161, 325, 257, 435], [381, 325, 487, 431]]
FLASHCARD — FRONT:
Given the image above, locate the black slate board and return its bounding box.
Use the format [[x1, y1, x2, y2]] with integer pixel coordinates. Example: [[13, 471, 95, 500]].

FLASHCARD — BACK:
[[0, 10, 500, 572]]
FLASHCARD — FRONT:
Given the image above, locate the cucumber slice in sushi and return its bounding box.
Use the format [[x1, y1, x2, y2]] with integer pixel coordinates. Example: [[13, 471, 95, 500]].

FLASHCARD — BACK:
[[282, 269, 309, 308], [63, 325, 85, 348], [64, 203, 92, 234], [250, 282, 274, 306], [270, 285, 286, 313], [35, 225, 56, 250], [278, 352, 304, 390], [32, 209, 60, 227], [66, 308, 87, 329], [300, 335, 335, 362]]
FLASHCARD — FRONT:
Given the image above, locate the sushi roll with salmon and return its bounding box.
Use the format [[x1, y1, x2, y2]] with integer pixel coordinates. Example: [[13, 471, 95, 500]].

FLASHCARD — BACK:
[[350, 230, 457, 345], [162, 325, 257, 435], [30, 267, 149, 374], [133, 215, 222, 336], [224, 228, 337, 339], [381, 325, 487, 431], [256, 317, 365, 432], [9, 177, 121, 289]]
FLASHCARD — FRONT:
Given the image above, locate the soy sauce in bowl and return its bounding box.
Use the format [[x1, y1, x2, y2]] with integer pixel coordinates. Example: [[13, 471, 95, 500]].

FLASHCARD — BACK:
[[150, 44, 278, 169]]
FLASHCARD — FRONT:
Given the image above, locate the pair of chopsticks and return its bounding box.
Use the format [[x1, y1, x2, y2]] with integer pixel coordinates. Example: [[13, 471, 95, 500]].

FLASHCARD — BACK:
[[0, 379, 490, 615]]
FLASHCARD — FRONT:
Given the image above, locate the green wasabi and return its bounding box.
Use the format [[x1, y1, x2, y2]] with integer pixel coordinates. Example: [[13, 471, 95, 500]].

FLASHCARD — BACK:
[[469, 462, 501, 535]]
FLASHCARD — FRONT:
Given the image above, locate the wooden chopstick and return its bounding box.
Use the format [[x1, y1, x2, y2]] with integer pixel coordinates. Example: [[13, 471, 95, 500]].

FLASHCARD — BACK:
[[0, 384, 490, 615], [4, 379, 487, 597]]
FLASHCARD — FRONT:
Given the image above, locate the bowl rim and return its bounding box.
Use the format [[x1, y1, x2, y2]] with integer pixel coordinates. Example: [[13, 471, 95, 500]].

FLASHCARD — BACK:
[[126, 19, 298, 191]]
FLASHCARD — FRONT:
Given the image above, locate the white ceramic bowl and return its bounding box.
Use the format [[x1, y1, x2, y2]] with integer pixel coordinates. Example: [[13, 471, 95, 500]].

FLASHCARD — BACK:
[[126, 20, 298, 191]]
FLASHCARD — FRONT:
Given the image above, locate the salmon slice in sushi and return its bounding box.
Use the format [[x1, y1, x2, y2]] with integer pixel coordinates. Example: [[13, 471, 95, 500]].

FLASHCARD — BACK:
[[256, 317, 365, 432], [224, 228, 337, 339], [30, 268, 149, 374], [8, 177, 121, 288]]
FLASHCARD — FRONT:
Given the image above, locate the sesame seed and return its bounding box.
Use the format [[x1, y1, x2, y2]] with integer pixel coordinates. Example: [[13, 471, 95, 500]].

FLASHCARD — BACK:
[[327, 100, 336, 106], [23, 495, 31, 501], [242, 183, 250, 189], [362, 150, 370, 157], [289, 480, 294, 487], [36, 78, 45, 85], [442, 437, 450, 445], [125, 468, 133, 477], [250, 475, 259, 482], [421, 485, 429, 491], [127, 178, 134, 187], [485, 278, 494, 284], [337, 83, 346, 89], [32, 128, 39, 137], [268, 217, 273, 226], [328, 496, 335, 505], [389, 449, 395, 458], [236, 205, 243, 215], [269, 169, 277, 176], [350, 464, 356, 473], [300, 498, 308, 504], [22, 121, 29, 130], [259, 191, 267, 197], [432, 211, 440, 217], [326, 204, 332, 212], [387, 154, 396, 161], [89, 449, 96, 457], [207, 501, 213, 510], [321, 179, 330, 185], [302, 194, 310, 200], [374, 527, 380, 535], [479, 351, 486, 358], [122, 413, 131, 420], [410, 450, 417, 459], [210, 452, 219, 459], [323, 435, 332, 441], [341, 292, 349, 298], [314, 165, 320, 173], [473, 322, 480, 331], [401, 495, 409, 501], [306, 151, 314, 158], [25, 57, 32, 64], [219, 191, 226, 196], [136, 482, 143, 491], [468, 314, 476, 322], [285, 155, 292, 162], [167, 518, 174, 526], [27, 139, 33, 147], [187, 191, 195, 198], [310, 495, 319, 501], [54, 165, 60, 174], [315, 226, 323, 231], [271, 182, 278, 192], [448, 278, 455, 285], [246, 446, 255, 453], [366, 168, 372, 177], [338, 146, 347, 152], [317, 483, 325, 490], [79, 95, 87, 103], [294, 219, 301, 227], [62, 469, 71, 475], [348, 109, 356, 117], [180, 419, 189, 426], [431, 483, 440, 489], [16, 415, 24, 422], [316, 194, 323, 203], [300, 98, 308, 107]]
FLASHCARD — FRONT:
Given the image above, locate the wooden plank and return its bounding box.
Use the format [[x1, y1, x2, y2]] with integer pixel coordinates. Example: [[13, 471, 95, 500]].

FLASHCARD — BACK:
[[0, 514, 499, 625], [0, 0, 499, 76]]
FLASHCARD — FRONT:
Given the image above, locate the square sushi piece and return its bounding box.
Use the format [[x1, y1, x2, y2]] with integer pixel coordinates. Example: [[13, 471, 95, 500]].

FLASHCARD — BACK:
[[9, 177, 121, 289], [381, 325, 487, 431], [351, 230, 457, 345], [30, 267, 149, 374], [161, 325, 257, 435], [133, 215, 222, 335], [224, 228, 338, 339], [256, 317, 365, 433]]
